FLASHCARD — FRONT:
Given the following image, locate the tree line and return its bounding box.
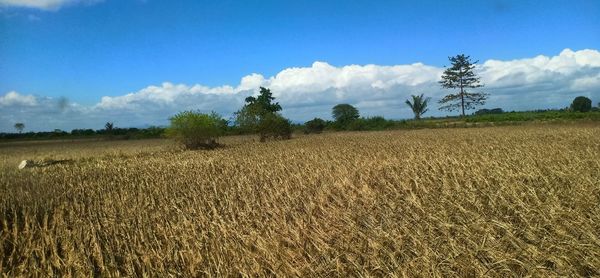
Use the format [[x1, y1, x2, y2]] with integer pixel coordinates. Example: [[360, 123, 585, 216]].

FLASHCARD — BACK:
[[7, 54, 598, 147]]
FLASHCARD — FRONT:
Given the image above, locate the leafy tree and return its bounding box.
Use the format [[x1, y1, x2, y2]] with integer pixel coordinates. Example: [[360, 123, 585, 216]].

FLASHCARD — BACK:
[[235, 87, 282, 131], [243, 87, 282, 115], [14, 123, 24, 134], [257, 113, 292, 141], [332, 104, 359, 129], [234, 105, 261, 133], [439, 54, 488, 116], [235, 87, 291, 141], [570, 96, 592, 112], [405, 94, 430, 120], [166, 111, 226, 149], [304, 118, 326, 134]]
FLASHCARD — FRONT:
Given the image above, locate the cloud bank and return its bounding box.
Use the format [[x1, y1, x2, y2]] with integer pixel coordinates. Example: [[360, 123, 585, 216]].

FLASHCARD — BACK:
[[2, 48, 599, 132], [0, 0, 102, 10]]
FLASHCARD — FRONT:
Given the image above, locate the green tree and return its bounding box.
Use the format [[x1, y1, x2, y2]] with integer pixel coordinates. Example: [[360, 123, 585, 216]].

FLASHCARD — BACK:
[[257, 113, 292, 141], [235, 87, 291, 141], [14, 123, 24, 134], [332, 104, 359, 129], [439, 54, 488, 116], [304, 118, 326, 134], [405, 94, 430, 120], [570, 96, 592, 112], [166, 111, 226, 149], [243, 87, 282, 115], [235, 87, 282, 131]]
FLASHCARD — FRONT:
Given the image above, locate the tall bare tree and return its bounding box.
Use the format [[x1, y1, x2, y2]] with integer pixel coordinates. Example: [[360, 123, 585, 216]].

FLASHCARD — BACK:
[[439, 54, 488, 116]]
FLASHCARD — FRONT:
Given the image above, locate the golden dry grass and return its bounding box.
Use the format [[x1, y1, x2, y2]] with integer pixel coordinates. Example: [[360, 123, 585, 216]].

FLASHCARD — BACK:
[[1, 125, 599, 277]]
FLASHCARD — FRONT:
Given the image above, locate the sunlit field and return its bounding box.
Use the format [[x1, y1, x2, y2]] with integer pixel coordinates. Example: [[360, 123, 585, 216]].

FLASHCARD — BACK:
[[1, 125, 599, 276]]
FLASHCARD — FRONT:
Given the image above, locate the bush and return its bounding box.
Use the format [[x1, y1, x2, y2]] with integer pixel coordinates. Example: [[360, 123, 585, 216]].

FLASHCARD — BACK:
[[474, 108, 503, 115], [348, 116, 394, 131], [258, 113, 292, 142], [166, 111, 225, 149], [571, 96, 592, 112], [304, 118, 326, 134]]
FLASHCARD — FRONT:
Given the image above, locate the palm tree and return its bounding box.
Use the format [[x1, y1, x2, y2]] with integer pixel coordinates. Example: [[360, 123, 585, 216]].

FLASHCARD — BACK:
[[405, 94, 430, 120], [105, 122, 114, 133]]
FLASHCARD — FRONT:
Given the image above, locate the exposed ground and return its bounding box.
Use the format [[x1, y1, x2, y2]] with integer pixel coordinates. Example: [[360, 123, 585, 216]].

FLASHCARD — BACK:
[[1, 125, 599, 276]]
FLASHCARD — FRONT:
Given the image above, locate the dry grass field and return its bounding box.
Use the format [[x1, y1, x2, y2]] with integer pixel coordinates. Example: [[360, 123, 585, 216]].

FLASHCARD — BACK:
[[1, 125, 599, 277]]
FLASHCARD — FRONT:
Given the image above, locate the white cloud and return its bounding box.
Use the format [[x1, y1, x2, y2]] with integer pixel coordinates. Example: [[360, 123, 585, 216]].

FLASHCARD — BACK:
[[2, 48, 600, 132], [572, 74, 600, 91], [480, 48, 600, 88], [0, 0, 103, 10], [96, 82, 237, 110], [0, 91, 37, 106]]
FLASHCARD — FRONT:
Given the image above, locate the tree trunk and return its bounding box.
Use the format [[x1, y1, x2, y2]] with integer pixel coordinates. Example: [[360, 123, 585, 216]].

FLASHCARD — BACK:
[[460, 87, 465, 117], [460, 76, 465, 117]]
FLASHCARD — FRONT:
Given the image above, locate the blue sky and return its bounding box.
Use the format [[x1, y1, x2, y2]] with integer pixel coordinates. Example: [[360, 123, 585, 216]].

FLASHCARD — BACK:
[[1, 0, 600, 131]]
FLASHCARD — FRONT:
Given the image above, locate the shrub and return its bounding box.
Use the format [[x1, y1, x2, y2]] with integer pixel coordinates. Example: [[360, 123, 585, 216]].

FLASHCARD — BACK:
[[474, 108, 503, 115], [258, 113, 292, 142], [348, 116, 394, 131], [304, 118, 326, 134], [166, 111, 225, 149], [571, 96, 592, 112]]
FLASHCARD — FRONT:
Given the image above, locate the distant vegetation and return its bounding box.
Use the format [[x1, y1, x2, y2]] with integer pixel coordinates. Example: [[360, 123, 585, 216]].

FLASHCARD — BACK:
[[3, 102, 599, 142], [2, 53, 597, 144], [474, 108, 504, 115], [303, 118, 326, 134], [0, 126, 166, 141]]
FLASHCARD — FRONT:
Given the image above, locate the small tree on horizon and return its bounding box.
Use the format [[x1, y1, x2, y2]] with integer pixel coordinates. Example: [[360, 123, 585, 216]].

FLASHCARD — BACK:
[[14, 123, 24, 134], [405, 94, 430, 120], [332, 104, 359, 129], [439, 54, 488, 116], [105, 122, 114, 133], [570, 96, 592, 112]]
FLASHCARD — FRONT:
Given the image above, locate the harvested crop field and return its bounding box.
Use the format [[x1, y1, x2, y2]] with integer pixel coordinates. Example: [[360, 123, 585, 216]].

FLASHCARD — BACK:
[[1, 125, 600, 276]]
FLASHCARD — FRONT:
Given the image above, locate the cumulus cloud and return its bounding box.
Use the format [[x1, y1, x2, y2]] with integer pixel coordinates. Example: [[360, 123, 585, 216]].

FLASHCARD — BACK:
[[0, 0, 103, 10], [0, 91, 37, 106], [2, 48, 600, 132]]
